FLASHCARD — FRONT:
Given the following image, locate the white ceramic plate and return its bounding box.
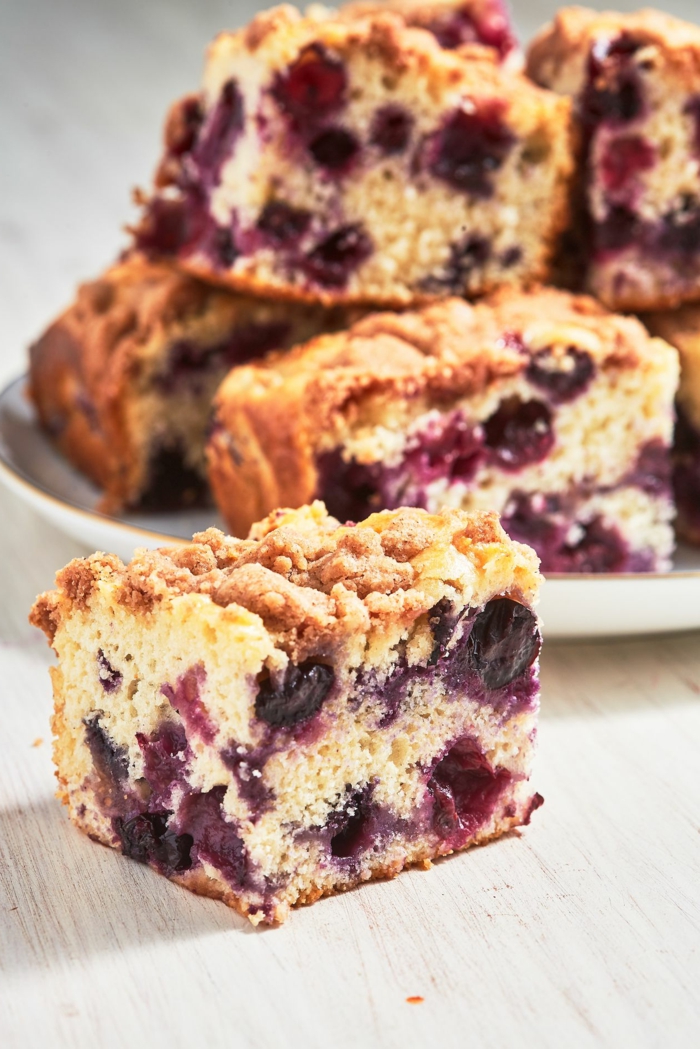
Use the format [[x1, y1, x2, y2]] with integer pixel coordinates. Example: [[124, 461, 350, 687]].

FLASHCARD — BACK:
[[2, 375, 699, 638]]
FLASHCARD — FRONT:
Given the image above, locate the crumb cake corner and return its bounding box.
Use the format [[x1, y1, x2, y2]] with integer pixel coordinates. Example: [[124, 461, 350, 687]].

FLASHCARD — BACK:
[[31, 503, 543, 925]]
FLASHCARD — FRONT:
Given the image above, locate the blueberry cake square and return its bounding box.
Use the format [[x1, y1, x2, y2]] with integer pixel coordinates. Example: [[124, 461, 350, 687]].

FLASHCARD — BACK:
[[338, 0, 521, 66], [208, 286, 679, 572], [643, 305, 700, 544], [29, 255, 346, 512], [30, 503, 543, 924], [527, 7, 700, 312], [135, 4, 573, 305]]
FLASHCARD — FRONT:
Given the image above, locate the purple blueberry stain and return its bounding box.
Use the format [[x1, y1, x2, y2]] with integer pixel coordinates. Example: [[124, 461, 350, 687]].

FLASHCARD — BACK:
[[221, 742, 275, 816], [600, 135, 654, 199], [526, 347, 595, 403], [317, 410, 484, 522], [302, 224, 373, 288], [501, 492, 637, 573], [97, 650, 123, 693], [192, 78, 245, 186], [483, 398, 555, 470], [370, 105, 413, 155], [136, 722, 190, 803], [428, 104, 516, 198], [624, 439, 672, 497], [175, 786, 249, 888], [255, 661, 335, 728], [83, 712, 129, 784], [162, 664, 216, 744]]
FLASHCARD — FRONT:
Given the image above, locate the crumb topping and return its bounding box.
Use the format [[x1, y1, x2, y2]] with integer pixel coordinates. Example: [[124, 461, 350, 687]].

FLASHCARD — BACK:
[[29, 504, 540, 659]]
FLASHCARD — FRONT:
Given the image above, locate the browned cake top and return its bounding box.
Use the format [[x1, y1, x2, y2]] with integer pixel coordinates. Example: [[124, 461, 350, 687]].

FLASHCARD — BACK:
[[30, 504, 540, 661], [28, 256, 238, 405], [215, 285, 662, 426], [527, 6, 700, 90], [208, 3, 558, 111]]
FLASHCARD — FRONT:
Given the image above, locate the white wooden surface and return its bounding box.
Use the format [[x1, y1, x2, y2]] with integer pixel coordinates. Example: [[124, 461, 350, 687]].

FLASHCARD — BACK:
[[1, 2, 700, 1046]]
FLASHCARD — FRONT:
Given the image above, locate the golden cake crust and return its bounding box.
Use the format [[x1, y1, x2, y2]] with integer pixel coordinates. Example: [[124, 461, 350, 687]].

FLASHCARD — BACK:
[[31, 503, 540, 664], [527, 6, 700, 94]]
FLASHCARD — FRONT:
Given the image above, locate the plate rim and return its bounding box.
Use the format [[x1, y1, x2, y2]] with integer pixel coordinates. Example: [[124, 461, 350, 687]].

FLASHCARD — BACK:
[[0, 374, 188, 547], [2, 372, 699, 578]]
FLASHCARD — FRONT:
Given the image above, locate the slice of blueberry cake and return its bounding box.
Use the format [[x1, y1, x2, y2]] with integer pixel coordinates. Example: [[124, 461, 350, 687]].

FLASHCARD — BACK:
[[337, 0, 521, 66], [135, 5, 573, 306], [642, 305, 700, 544], [527, 7, 700, 312], [208, 286, 679, 572], [29, 255, 346, 513], [30, 503, 543, 924]]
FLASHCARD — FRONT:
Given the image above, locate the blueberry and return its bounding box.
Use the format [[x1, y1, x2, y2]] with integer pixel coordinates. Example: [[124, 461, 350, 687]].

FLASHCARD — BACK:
[[257, 201, 311, 244], [116, 811, 193, 873], [255, 661, 335, 727], [273, 44, 347, 125], [177, 786, 248, 887], [308, 128, 359, 171], [303, 224, 373, 288], [594, 205, 637, 253], [526, 347, 595, 403], [467, 598, 540, 689], [428, 105, 515, 198], [428, 735, 513, 846], [370, 105, 413, 155], [483, 398, 554, 470]]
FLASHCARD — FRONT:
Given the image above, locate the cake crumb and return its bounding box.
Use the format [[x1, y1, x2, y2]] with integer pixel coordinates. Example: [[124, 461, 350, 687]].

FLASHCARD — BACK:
[[406, 996, 424, 1004], [31, 737, 44, 748]]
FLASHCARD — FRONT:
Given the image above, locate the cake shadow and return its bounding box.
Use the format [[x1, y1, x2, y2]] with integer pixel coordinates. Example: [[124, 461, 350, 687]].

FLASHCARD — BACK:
[[539, 630, 700, 719], [0, 795, 255, 974]]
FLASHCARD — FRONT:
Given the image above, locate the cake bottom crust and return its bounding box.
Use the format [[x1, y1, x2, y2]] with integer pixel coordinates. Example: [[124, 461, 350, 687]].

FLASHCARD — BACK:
[[66, 786, 542, 925]]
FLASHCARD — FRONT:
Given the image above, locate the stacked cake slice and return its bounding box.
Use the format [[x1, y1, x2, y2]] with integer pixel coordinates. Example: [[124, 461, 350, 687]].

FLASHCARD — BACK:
[[136, 4, 573, 305], [207, 285, 679, 569]]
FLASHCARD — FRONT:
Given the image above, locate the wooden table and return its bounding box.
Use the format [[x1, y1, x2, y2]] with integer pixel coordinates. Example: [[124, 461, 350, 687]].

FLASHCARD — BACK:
[[1, 2, 699, 1046]]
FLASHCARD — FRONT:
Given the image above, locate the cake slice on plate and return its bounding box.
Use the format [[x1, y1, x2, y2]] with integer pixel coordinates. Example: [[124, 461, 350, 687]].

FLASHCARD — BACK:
[[31, 503, 543, 925], [527, 6, 700, 311], [29, 255, 345, 512], [208, 285, 679, 572], [135, 4, 573, 305]]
